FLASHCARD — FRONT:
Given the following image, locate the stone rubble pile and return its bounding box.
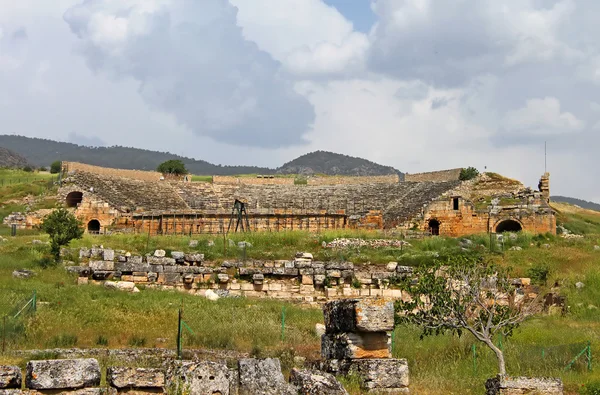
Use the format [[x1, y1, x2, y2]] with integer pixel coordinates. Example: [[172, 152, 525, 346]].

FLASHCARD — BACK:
[[319, 299, 410, 394], [324, 238, 411, 249]]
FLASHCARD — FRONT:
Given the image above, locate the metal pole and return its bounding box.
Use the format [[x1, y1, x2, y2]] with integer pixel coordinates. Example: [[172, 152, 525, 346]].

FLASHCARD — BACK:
[[32, 290, 37, 312], [177, 308, 182, 360]]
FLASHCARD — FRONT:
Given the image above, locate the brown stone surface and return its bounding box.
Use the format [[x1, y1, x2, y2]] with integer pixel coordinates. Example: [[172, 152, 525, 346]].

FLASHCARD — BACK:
[[107, 367, 164, 389], [321, 332, 391, 360], [323, 299, 394, 333]]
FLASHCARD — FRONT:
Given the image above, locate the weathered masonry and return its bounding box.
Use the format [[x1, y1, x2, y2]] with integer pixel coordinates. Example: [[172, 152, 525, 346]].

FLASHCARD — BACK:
[[22, 162, 556, 237]]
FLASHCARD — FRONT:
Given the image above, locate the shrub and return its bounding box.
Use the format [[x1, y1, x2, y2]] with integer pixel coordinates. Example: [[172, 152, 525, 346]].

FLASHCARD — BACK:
[[128, 335, 147, 347], [157, 160, 187, 175], [47, 333, 78, 347], [459, 167, 479, 181], [23, 166, 33, 173], [581, 382, 600, 395], [96, 335, 109, 346], [527, 264, 550, 286], [351, 277, 362, 289], [50, 161, 62, 174], [41, 208, 84, 261]]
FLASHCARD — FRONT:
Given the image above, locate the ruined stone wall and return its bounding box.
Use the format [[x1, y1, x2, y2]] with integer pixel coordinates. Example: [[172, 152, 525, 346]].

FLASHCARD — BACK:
[[213, 175, 295, 185], [306, 175, 399, 185], [62, 161, 162, 182], [405, 168, 462, 182]]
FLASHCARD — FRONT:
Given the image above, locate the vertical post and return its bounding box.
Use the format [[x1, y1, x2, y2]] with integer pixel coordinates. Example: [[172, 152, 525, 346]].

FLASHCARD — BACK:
[[32, 290, 37, 312], [588, 341, 592, 371], [281, 306, 286, 342], [391, 328, 395, 357], [223, 230, 226, 257], [2, 315, 6, 353], [177, 308, 183, 360], [472, 344, 477, 375]]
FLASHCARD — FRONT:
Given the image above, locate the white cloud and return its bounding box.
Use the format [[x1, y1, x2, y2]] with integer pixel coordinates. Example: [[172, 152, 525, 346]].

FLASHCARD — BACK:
[[504, 97, 585, 135], [63, 0, 315, 147]]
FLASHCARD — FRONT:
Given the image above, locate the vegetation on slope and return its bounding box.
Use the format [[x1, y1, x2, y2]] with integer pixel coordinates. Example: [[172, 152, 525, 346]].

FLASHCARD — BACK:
[[0, 147, 31, 168], [553, 196, 600, 212]]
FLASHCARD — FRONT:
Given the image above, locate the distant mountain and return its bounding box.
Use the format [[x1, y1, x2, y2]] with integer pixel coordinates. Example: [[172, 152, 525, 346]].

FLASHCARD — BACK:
[[277, 150, 402, 177], [552, 196, 600, 211], [0, 135, 403, 177], [0, 147, 31, 168]]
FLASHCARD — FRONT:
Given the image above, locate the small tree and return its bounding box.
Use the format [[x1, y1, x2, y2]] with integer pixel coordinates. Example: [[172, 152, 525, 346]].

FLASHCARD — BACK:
[[41, 208, 84, 261], [50, 161, 62, 174], [459, 166, 479, 181], [395, 254, 540, 376], [157, 159, 187, 175]]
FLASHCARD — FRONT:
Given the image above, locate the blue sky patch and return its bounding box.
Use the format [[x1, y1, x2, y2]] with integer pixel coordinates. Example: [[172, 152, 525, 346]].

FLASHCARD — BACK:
[[323, 0, 376, 32]]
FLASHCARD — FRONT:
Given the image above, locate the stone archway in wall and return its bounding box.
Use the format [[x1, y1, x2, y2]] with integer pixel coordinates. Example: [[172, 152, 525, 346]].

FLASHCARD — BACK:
[[87, 219, 101, 234], [428, 219, 441, 236], [495, 219, 523, 233], [65, 191, 83, 208]]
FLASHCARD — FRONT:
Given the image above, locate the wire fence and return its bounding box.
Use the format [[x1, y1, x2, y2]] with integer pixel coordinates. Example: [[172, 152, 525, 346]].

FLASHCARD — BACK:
[[1, 290, 37, 353], [0, 176, 58, 188]]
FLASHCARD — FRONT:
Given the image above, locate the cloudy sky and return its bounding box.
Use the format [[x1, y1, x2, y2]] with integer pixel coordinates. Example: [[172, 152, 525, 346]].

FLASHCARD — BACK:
[[1, 0, 598, 201]]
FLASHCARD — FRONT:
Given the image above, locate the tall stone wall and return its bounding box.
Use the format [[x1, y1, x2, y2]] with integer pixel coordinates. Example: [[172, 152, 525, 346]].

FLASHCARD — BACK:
[[405, 168, 462, 182], [307, 175, 399, 185], [62, 161, 163, 182], [213, 176, 295, 185]]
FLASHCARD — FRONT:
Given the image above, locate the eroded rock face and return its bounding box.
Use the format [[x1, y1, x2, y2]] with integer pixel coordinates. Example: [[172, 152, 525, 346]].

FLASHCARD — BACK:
[[167, 361, 231, 395], [485, 376, 563, 395], [0, 366, 22, 389], [107, 367, 165, 389], [321, 332, 391, 360], [290, 368, 348, 395], [238, 358, 297, 395], [26, 359, 101, 390], [323, 299, 394, 333]]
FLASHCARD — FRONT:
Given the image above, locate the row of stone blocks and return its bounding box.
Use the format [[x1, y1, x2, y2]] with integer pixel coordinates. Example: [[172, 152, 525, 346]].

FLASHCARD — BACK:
[[0, 358, 351, 394], [321, 298, 410, 394]]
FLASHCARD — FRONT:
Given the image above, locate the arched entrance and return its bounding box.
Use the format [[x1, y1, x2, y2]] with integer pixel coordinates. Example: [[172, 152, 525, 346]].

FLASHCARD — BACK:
[[496, 219, 522, 233], [428, 219, 440, 236], [66, 191, 83, 208], [87, 219, 101, 234]]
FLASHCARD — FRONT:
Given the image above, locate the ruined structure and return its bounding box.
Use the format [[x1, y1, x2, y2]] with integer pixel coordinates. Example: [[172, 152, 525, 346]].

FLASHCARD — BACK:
[[20, 162, 555, 236]]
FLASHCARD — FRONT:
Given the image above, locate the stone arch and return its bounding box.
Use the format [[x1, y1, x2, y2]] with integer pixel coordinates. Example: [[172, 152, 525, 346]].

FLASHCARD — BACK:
[[495, 219, 523, 233], [65, 191, 83, 208], [428, 218, 440, 236], [87, 219, 101, 234]]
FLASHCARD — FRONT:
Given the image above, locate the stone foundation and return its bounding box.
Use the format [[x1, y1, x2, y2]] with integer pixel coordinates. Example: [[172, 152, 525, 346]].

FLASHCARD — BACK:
[[485, 376, 563, 395]]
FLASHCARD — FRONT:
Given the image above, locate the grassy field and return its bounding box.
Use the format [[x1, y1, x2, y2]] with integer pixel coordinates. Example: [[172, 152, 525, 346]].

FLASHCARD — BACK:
[[2, 177, 600, 393]]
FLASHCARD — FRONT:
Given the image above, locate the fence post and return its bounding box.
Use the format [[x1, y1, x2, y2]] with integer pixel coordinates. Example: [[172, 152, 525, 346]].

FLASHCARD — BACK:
[[588, 341, 592, 371], [281, 306, 286, 342], [177, 308, 182, 360], [32, 290, 37, 312]]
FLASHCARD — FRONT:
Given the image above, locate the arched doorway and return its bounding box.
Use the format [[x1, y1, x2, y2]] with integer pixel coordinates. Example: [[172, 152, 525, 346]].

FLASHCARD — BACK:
[[496, 219, 522, 233], [66, 191, 83, 208], [87, 219, 100, 234], [428, 219, 440, 236]]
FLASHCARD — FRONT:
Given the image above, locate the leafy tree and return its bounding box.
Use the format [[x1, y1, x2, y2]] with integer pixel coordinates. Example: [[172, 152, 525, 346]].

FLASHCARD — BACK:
[[395, 255, 540, 376], [50, 160, 62, 174], [157, 159, 188, 175], [41, 208, 84, 261], [459, 166, 479, 181], [23, 166, 33, 172]]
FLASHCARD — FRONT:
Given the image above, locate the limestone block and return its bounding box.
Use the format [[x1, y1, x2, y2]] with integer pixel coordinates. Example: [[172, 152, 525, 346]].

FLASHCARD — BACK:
[[90, 248, 103, 259], [295, 252, 314, 260], [485, 376, 563, 395], [170, 251, 184, 260], [238, 358, 297, 395], [240, 268, 261, 276], [299, 268, 314, 276], [107, 367, 165, 389], [284, 261, 295, 269], [341, 270, 353, 279], [104, 281, 136, 292], [66, 266, 90, 277], [323, 299, 395, 333], [184, 253, 204, 263], [327, 270, 342, 278], [116, 255, 128, 263], [154, 249, 166, 257], [284, 268, 299, 276], [163, 258, 176, 266], [102, 249, 115, 261], [89, 261, 114, 272], [294, 259, 313, 269], [121, 275, 134, 282], [314, 275, 326, 286], [324, 288, 338, 298], [300, 285, 315, 294], [302, 275, 314, 285], [289, 368, 349, 395], [0, 366, 21, 389], [396, 266, 414, 275], [222, 261, 240, 268], [91, 271, 114, 281], [230, 283, 241, 290], [217, 274, 229, 283], [79, 248, 91, 259], [326, 262, 353, 270], [26, 359, 100, 390], [147, 272, 158, 282], [269, 283, 282, 291], [372, 272, 392, 280], [386, 262, 398, 272], [115, 262, 151, 273], [167, 361, 231, 395], [272, 268, 285, 275], [150, 265, 163, 273], [163, 273, 181, 284], [241, 283, 254, 291], [314, 268, 326, 276], [348, 359, 409, 391], [321, 332, 391, 360], [342, 288, 359, 297], [129, 256, 143, 264], [253, 274, 264, 284], [77, 277, 89, 285], [133, 276, 148, 283]]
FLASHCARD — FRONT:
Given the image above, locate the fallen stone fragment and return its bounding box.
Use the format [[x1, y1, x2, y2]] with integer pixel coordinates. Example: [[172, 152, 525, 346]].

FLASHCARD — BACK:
[[107, 367, 165, 389], [238, 358, 297, 395], [485, 375, 563, 395], [0, 366, 22, 389], [154, 249, 166, 257], [290, 368, 349, 395], [205, 289, 220, 301], [12, 269, 35, 279], [167, 361, 231, 395]]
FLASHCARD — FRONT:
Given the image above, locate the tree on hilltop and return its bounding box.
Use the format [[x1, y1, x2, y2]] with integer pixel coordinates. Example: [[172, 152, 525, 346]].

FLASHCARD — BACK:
[[157, 159, 187, 175], [460, 166, 479, 181], [395, 254, 540, 376]]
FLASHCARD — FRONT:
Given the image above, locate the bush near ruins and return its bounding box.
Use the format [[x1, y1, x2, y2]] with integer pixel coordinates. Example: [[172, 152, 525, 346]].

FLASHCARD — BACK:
[[157, 159, 188, 175], [50, 160, 62, 174], [459, 166, 479, 181], [395, 254, 540, 376], [41, 208, 84, 261]]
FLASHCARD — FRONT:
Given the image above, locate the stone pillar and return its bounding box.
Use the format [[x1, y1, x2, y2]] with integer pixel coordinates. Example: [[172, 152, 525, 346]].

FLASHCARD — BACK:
[[321, 298, 410, 394], [538, 172, 550, 203]]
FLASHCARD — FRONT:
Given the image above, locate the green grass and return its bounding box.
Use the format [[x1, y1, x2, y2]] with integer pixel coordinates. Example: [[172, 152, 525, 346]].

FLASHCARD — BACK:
[[190, 175, 213, 183]]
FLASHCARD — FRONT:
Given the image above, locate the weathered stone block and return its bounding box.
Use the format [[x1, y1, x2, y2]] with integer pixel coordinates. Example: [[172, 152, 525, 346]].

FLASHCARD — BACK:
[[348, 359, 409, 390], [321, 332, 391, 360], [154, 249, 166, 257], [90, 248, 103, 258], [26, 359, 100, 390], [164, 273, 181, 284], [79, 248, 90, 259], [170, 251, 184, 260], [289, 368, 349, 395], [184, 253, 204, 263], [146, 256, 164, 265], [323, 299, 395, 333], [66, 266, 90, 277], [168, 361, 231, 395], [396, 266, 414, 275], [314, 275, 326, 286], [115, 262, 151, 273], [89, 261, 115, 272], [102, 249, 115, 261], [302, 275, 314, 285], [284, 268, 299, 276], [91, 271, 113, 281], [0, 366, 21, 389], [327, 270, 342, 278], [129, 255, 143, 264], [150, 265, 164, 273], [217, 274, 229, 283], [294, 259, 313, 269], [326, 262, 354, 270], [253, 274, 264, 284], [238, 358, 296, 395], [299, 268, 314, 276], [107, 367, 165, 389], [485, 376, 563, 395]]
